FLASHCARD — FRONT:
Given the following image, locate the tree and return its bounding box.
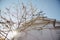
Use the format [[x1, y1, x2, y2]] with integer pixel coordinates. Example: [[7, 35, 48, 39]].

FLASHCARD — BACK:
[[0, 1, 53, 40]]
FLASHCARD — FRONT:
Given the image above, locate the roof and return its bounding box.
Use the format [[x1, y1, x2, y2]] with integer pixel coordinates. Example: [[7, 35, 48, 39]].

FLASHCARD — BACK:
[[17, 16, 60, 32]]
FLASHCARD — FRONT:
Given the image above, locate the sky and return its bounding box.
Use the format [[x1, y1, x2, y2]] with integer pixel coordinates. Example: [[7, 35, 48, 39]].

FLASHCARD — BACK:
[[0, 0, 60, 20]]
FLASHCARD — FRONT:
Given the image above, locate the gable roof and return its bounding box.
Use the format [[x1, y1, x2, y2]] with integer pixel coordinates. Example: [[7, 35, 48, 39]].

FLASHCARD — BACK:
[[17, 16, 60, 32]]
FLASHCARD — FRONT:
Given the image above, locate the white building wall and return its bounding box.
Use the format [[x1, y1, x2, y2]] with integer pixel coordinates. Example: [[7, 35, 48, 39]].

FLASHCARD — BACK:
[[14, 23, 60, 40]]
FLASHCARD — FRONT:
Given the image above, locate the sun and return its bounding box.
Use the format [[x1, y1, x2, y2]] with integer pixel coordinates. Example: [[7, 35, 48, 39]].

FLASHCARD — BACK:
[[7, 30, 18, 39]]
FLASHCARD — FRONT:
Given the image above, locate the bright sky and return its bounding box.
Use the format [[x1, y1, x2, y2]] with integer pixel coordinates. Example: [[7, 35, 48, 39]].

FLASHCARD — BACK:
[[0, 0, 60, 20]]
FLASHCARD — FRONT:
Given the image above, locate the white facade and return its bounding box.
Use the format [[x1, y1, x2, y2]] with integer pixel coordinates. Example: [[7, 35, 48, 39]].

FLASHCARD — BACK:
[[13, 18, 60, 40]]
